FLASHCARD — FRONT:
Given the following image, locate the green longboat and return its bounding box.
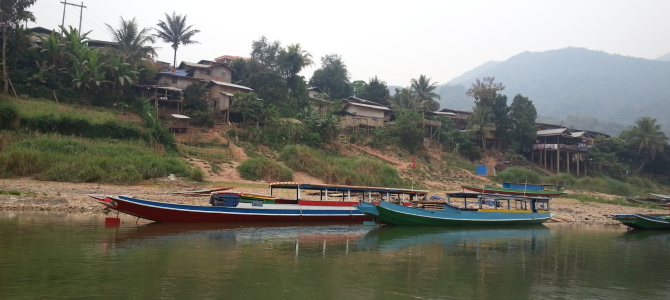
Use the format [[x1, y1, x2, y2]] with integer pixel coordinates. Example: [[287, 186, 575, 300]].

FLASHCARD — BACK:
[[461, 184, 566, 197], [611, 214, 670, 230], [363, 192, 552, 226]]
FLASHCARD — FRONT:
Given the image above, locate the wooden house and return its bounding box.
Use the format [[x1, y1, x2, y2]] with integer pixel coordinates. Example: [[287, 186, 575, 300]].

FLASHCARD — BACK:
[[204, 80, 254, 122], [531, 127, 608, 177], [337, 97, 391, 128]]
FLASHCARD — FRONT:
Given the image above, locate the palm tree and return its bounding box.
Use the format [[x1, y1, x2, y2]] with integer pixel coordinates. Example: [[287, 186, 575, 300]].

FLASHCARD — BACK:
[[410, 75, 440, 111], [106, 17, 155, 67], [467, 105, 496, 152], [286, 43, 313, 68], [153, 12, 200, 67], [623, 116, 669, 171]]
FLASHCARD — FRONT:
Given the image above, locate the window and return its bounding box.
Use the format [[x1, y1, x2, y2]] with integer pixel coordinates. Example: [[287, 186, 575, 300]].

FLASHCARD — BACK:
[[206, 70, 210, 76], [171, 77, 177, 84]]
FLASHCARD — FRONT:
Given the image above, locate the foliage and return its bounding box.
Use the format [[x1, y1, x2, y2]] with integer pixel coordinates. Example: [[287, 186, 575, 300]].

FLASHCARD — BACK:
[[237, 157, 293, 182], [507, 94, 538, 152], [542, 173, 578, 186], [183, 82, 208, 112], [230, 92, 264, 123], [105, 17, 156, 67], [410, 75, 440, 111], [621, 116, 668, 172], [0, 101, 18, 129], [572, 176, 637, 196], [389, 109, 423, 154], [494, 167, 541, 184], [309, 54, 353, 100], [278, 145, 404, 187], [466, 76, 505, 107], [0, 136, 190, 184], [0, 0, 37, 93], [440, 129, 481, 161], [153, 12, 200, 67], [133, 97, 178, 154], [297, 107, 339, 146], [360, 76, 391, 105], [188, 167, 205, 182], [467, 104, 495, 152]]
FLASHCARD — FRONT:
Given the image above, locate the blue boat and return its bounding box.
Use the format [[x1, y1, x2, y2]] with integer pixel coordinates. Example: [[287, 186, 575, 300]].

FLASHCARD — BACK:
[[360, 192, 552, 226]]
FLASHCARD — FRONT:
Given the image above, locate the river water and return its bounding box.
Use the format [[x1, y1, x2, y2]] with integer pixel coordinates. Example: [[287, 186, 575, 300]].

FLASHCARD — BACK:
[[1, 212, 669, 300]]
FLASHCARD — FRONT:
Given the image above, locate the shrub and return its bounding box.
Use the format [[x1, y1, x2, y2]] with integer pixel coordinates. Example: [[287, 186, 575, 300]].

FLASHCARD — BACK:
[[495, 167, 541, 184], [0, 102, 18, 129], [237, 158, 293, 182], [189, 167, 205, 182]]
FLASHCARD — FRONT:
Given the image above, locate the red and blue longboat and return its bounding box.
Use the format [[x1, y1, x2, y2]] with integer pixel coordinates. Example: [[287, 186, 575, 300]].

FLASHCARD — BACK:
[[91, 182, 428, 223]]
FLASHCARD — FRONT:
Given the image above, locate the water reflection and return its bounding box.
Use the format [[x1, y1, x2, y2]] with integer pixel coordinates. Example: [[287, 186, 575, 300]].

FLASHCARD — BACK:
[[100, 222, 378, 256], [359, 225, 552, 254]]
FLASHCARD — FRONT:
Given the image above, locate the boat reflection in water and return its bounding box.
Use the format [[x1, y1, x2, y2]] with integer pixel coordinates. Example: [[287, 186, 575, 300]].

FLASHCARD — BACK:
[[100, 222, 378, 256], [358, 225, 552, 254]]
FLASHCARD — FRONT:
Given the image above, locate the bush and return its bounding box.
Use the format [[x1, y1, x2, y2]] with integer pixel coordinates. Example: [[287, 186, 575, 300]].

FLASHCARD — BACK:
[[237, 158, 293, 182], [495, 167, 541, 184], [0, 102, 18, 129], [189, 167, 205, 182]]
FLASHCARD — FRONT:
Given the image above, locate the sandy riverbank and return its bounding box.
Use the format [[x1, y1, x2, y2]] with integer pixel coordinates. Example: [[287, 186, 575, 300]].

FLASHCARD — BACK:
[[0, 178, 665, 227]]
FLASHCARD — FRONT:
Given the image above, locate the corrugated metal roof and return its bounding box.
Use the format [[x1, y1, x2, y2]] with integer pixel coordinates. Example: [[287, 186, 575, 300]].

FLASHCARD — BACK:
[[346, 102, 391, 111], [170, 114, 190, 119], [208, 80, 253, 91], [537, 128, 569, 136], [219, 91, 234, 97]]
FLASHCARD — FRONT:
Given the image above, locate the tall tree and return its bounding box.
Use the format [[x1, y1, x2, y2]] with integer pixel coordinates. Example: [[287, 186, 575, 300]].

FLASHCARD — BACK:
[[622, 116, 669, 172], [106, 17, 155, 67], [0, 0, 36, 94], [153, 12, 200, 68], [508, 94, 537, 152], [361, 76, 391, 105], [309, 54, 352, 100], [467, 104, 496, 152], [410, 74, 440, 111], [466, 76, 505, 107], [251, 36, 281, 70]]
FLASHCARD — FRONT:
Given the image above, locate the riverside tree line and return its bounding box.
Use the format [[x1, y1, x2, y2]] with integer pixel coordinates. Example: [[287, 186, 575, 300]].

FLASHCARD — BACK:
[[0, 0, 668, 182]]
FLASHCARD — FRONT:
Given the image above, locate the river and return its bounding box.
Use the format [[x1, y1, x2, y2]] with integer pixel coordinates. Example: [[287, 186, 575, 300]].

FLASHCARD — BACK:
[[1, 212, 668, 299]]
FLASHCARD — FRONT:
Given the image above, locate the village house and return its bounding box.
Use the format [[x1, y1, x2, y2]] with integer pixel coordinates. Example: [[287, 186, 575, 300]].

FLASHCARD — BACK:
[[531, 124, 609, 177], [337, 96, 391, 128], [137, 58, 252, 121], [204, 80, 254, 122]]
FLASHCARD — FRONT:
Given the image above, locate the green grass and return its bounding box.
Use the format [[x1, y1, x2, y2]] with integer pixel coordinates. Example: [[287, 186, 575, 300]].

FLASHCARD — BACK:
[[7, 97, 119, 124], [0, 136, 192, 184], [0, 190, 21, 195], [279, 145, 405, 187]]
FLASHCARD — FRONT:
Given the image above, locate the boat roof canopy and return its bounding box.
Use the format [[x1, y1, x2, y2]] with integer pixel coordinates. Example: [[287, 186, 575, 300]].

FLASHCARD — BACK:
[[269, 182, 429, 194], [446, 192, 551, 201]]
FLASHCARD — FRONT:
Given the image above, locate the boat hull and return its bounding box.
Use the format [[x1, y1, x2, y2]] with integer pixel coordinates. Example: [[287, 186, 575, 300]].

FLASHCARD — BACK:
[[461, 185, 565, 197], [612, 214, 670, 230], [106, 196, 369, 223], [375, 201, 551, 226]]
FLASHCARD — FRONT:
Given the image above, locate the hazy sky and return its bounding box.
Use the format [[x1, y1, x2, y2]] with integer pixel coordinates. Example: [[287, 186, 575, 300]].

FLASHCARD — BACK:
[[30, 0, 670, 86]]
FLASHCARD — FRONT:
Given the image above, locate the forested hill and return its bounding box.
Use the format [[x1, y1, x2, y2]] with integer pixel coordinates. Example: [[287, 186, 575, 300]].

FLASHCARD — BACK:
[[434, 47, 670, 136]]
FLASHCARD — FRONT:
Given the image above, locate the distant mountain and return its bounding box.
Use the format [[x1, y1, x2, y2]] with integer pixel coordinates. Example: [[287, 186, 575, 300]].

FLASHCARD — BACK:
[[656, 52, 670, 61], [434, 47, 670, 136]]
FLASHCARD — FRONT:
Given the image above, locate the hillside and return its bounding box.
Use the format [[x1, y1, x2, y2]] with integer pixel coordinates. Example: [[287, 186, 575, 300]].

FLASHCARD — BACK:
[[434, 47, 670, 135]]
